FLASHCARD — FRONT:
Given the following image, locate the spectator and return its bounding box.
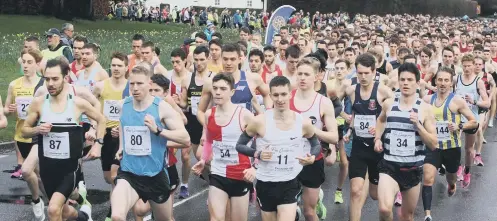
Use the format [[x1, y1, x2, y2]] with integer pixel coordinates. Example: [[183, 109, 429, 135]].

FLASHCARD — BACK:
[[60, 23, 74, 47]]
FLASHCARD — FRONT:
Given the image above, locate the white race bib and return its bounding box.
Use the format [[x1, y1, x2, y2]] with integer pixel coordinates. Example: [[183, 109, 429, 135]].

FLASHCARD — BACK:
[[389, 130, 416, 157], [124, 126, 152, 156], [436, 122, 451, 141], [236, 103, 246, 109], [190, 96, 200, 116], [354, 115, 376, 138], [213, 141, 239, 165], [16, 96, 33, 120], [43, 132, 70, 159], [103, 100, 121, 121], [265, 143, 299, 172]]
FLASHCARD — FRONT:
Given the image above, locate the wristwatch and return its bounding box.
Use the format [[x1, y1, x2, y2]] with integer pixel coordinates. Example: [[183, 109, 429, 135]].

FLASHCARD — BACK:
[[95, 138, 104, 145], [155, 126, 163, 136], [459, 123, 464, 130]]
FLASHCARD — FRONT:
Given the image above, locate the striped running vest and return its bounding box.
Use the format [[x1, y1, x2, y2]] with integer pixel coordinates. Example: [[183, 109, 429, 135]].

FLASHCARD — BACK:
[[430, 93, 462, 150], [382, 96, 425, 167]]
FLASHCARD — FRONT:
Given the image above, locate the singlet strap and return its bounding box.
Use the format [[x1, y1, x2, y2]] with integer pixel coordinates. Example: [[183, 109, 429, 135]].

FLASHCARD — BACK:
[[443, 93, 454, 121], [430, 93, 437, 105]]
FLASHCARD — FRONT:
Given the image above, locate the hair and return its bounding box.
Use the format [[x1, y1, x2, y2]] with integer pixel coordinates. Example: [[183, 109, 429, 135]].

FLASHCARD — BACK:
[[142, 41, 155, 49], [195, 32, 208, 41], [212, 73, 235, 90], [335, 58, 351, 68], [263, 45, 277, 54], [240, 27, 252, 35], [73, 36, 88, 44], [403, 54, 417, 63], [474, 44, 484, 52], [442, 46, 454, 55], [21, 48, 43, 63], [279, 39, 289, 46], [397, 47, 411, 55], [211, 32, 223, 40], [151, 74, 170, 92], [45, 58, 70, 77], [171, 48, 187, 60], [305, 52, 327, 72], [82, 43, 100, 53], [435, 66, 455, 81], [297, 57, 321, 74], [344, 47, 356, 54], [131, 65, 152, 77], [61, 23, 73, 31], [285, 45, 301, 59], [355, 53, 376, 71], [132, 34, 145, 42], [194, 45, 210, 57], [269, 75, 291, 91], [461, 54, 475, 63], [397, 62, 421, 82], [25, 36, 39, 43], [249, 49, 264, 62], [222, 43, 241, 57], [368, 48, 383, 61], [111, 51, 129, 66], [420, 47, 432, 58], [209, 38, 223, 48]]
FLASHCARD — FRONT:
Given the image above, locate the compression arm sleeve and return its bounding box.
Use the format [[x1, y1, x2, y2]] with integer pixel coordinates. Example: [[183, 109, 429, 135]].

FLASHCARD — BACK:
[[307, 134, 321, 157], [332, 97, 342, 118], [236, 131, 256, 157], [201, 137, 213, 162]]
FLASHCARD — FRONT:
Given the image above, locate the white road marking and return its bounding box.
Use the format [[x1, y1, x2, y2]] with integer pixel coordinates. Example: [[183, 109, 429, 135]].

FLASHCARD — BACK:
[[173, 188, 208, 208], [0, 155, 8, 159]]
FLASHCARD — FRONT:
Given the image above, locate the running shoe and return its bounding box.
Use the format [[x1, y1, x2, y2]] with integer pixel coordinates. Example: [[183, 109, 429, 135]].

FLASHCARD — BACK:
[[80, 204, 93, 221], [179, 186, 189, 199], [316, 188, 327, 220], [457, 166, 464, 181], [474, 155, 484, 167], [447, 184, 457, 197], [424, 215, 433, 221], [104, 218, 112, 221], [32, 198, 45, 221], [11, 165, 22, 179], [489, 119, 494, 128], [483, 138, 487, 144], [394, 192, 402, 206], [295, 207, 301, 221], [334, 190, 344, 204], [462, 173, 471, 188], [78, 181, 87, 200]]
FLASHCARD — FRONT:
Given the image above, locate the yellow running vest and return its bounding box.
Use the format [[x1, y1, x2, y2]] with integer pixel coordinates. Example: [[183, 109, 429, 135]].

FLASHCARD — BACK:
[[12, 77, 39, 143], [430, 93, 462, 150], [100, 79, 125, 128]]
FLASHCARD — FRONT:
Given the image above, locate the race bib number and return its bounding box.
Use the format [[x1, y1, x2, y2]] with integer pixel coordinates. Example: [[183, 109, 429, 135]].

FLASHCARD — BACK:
[[124, 126, 152, 156], [354, 115, 376, 138], [16, 96, 33, 120], [213, 141, 239, 165], [190, 96, 200, 116], [264, 143, 299, 172], [436, 122, 451, 141], [43, 132, 70, 159], [103, 100, 121, 121], [389, 130, 416, 157]]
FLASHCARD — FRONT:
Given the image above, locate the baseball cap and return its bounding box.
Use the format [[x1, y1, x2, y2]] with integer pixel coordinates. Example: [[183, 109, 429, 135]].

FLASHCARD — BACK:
[[45, 28, 61, 36]]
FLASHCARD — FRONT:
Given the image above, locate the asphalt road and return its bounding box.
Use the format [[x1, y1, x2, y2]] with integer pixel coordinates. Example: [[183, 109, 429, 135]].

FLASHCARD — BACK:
[[1, 128, 497, 221]]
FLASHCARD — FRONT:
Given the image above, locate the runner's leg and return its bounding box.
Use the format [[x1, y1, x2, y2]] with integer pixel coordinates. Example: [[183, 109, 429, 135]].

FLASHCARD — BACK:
[[276, 203, 298, 221], [230, 192, 250, 221], [422, 163, 437, 217], [377, 173, 400, 221], [149, 198, 173, 221], [208, 186, 230, 220], [302, 187, 319, 221], [111, 179, 140, 221], [400, 183, 421, 221]]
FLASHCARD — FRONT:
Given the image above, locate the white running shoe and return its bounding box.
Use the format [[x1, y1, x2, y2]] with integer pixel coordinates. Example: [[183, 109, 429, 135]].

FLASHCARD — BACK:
[[80, 204, 93, 221], [489, 119, 494, 128], [32, 198, 45, 221]]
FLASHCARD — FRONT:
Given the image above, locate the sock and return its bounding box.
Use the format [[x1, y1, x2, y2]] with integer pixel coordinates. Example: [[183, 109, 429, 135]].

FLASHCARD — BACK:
[[32, 197, 40, 204], [76, 195, 84, 205], [181, 184, 188, 188], [464, 166, 470, 174], [422, 185, 433, 211], [106, 208, 112, 218], [336, 188, 342, 191], [76, 211, 89, 221]]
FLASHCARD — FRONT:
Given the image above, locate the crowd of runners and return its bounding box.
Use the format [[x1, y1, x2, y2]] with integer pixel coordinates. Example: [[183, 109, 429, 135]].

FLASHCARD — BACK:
[[1, 11, 496, 221]]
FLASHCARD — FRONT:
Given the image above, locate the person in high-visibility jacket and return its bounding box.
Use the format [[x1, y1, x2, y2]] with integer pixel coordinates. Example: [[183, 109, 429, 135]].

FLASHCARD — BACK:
[[41, 28, 74, 63]]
